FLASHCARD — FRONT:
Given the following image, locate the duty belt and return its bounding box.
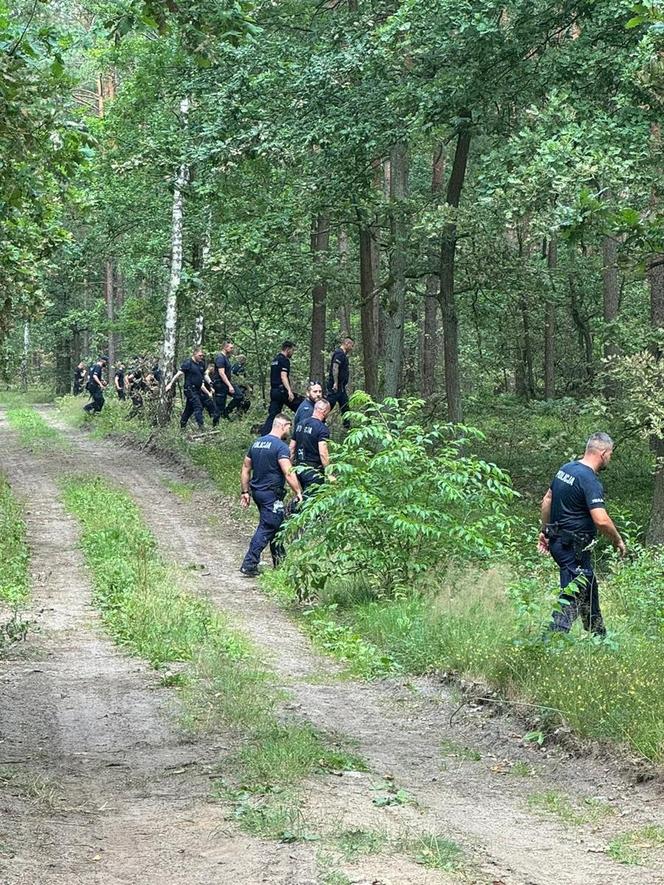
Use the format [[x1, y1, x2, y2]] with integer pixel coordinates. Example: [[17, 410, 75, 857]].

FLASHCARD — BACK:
[[544, 523, 595, 554]]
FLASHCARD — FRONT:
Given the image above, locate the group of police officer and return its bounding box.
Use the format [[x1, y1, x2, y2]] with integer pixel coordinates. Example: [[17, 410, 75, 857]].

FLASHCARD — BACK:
[[77, 337, 625, 639]]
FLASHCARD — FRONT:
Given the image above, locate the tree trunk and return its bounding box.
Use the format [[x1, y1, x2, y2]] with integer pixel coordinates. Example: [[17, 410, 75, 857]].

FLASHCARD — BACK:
[[439, 112, 472, 423], [647, 254, 664, 545], [359, 224, 379, 398], [309, 213, 330, 383], [544, 238, 556, 399], [20, 321, 30, 391], [105, 260, 116, 379], [421, 144, 445, 397], [383, 141, 409, 397], [337, 226, 352, 335], [161, 98, 190, 390], [193, 211, 211, 348], [569, 266, 593, 383]]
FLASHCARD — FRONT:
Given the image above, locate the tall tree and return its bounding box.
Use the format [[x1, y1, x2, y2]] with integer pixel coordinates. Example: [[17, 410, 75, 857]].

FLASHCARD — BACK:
[[309, 213, 330, 383], [439, 113, 471, 422], [421, 144, 444, 397], [383, 141, 409, 397]]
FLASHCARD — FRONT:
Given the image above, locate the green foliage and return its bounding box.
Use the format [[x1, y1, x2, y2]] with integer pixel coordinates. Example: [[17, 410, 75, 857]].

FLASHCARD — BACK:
[[280, 396, 516, 599], [0, 473, 29, 609], [607, 825, 664, 865]]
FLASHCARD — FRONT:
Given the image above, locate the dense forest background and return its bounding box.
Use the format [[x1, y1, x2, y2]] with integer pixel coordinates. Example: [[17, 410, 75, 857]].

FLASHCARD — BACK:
[[2, 0, 664, 532]]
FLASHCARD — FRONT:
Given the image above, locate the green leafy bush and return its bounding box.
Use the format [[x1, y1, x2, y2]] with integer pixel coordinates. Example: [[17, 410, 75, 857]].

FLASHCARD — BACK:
[[280, 395, 516, 598]]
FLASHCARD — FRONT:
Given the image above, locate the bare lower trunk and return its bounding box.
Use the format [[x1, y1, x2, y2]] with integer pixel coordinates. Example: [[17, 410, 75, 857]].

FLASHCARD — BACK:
[[338, 227, 352, 335], [421, 144, 445, 397], [440, 113, 472, 423], [383, 142, 409, 398], [161, 98, 190, 392], [544, 238, 556, 399], [359, 225, 379, 398], [193, 212, 211, 348], [647, 255, 664, 545], [20, 322, 30, 391], [309, 213, 330, 383], [105, 260, 116, 380]]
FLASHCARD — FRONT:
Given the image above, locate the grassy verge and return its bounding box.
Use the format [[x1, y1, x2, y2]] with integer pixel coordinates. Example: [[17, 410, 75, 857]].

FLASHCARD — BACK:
[[6, 407, 64, 450], [0, 388, 55, 406], [264, 560, 664, 763], [61, 476, 364, 826], [0, 474, 30, 645]]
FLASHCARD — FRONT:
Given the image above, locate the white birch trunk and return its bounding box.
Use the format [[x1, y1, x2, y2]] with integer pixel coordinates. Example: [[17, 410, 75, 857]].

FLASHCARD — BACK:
[[161, 97, 190, 388]]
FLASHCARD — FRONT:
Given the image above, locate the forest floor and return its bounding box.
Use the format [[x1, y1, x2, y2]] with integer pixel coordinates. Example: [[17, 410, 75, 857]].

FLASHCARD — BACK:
[[0, 405, 663, 885]]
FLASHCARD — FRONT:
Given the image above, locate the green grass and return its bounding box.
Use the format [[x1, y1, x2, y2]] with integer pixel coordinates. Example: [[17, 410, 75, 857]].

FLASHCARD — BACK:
[[0, 475, 29, 609], [162, 478, 196, 501], [336, 828, 390, 860], [407, 833, 464, 872], [0, 388, 55, 406], [61, 475, 366, 841], [526, 790, 614, 827], [6, 407, 63, 450], [440, 739, 481, 762], [607, 825, 664, 865]]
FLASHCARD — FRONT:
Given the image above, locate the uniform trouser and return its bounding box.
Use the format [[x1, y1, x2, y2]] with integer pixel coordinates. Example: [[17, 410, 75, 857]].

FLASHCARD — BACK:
[[180, 387, 217, 429], [327, 387, 350, 427], [261, 387, 288, 434], [84, 388, 104, 413], [117, 388, 126, 401], [213, 387, 243, 424], [299, 469, 324, 497], [241, 492, 285, 571], [548, 538, 605, 636], [73, 383, 82, 396]]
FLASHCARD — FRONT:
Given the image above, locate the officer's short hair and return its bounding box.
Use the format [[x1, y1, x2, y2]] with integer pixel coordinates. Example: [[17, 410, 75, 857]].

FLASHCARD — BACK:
[[342, 336, 354, 344], [314, 398, 330, 412], [273, 413, 291, 425], [586, 432, 613, 453], [282, 340, 295, 350], [307, 380, 323, 390]]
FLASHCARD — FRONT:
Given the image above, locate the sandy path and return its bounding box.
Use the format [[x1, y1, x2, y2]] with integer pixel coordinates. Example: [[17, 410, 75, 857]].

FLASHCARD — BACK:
[[0, 414, 323, 885], [6, 406, 664, 885]]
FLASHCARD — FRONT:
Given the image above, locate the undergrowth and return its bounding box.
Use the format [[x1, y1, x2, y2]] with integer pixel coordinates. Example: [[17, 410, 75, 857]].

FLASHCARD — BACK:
[[0, 474, 30, 646], [6, 407, 64, 450]]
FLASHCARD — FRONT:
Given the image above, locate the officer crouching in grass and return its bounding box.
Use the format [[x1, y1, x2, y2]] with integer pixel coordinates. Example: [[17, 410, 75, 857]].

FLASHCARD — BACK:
[[240, 413, 303, 577], [539, 432, 627, 637]]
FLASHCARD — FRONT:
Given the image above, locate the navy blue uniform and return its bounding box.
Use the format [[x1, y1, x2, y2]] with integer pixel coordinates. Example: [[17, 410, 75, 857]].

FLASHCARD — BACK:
[[213, 352, 242, 423], [547, 461, 606, 636], [115, 369, 126, 401], [261, 352, 292, 434], [241, 435, 291, 573], [73, 367, 85, 396], [179, 358, 217, 429], [83, 364, 105, 413], [294, 416, 330, 493], [294, 398, 315, 426], [327, 348, 350, 426]]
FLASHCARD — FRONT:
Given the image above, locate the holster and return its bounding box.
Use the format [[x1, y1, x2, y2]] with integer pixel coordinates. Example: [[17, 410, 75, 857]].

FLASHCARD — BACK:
[[544, 523, 593, 556]]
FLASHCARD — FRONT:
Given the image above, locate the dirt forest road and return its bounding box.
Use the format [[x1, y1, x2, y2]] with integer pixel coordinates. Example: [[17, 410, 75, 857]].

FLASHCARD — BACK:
[[1, 406, 664, 885]]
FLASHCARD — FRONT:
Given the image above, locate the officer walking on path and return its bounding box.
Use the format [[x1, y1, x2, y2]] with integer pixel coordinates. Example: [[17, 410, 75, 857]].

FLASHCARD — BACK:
[[165, 348, 218, 431], [261, 341, 296, 434], [326, 337, 354, 427], [212, 339, 242, 423], [291, 399, 331, 496], [240, 413, 303, 577], [293, 381, 323, 425], [539, 432, 626, 637], [83, 356, 108, 414]]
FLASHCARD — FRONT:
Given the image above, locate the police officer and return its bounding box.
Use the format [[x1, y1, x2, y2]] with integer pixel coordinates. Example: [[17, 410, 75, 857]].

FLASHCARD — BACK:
[[83, 356, 108, 414], [240, 413, 303, 577], [231, 353, 247, 377], [114, 363, 127, 400], [212, 339, 242, 423], [326, 337, 354, 427], [73, 361, 86, 395], [165, 348, 218, 431], [260, 341, 296, 434], [539, 432, 626, 636], [293, 381, 323, 426], [291, 399, 331, 496]]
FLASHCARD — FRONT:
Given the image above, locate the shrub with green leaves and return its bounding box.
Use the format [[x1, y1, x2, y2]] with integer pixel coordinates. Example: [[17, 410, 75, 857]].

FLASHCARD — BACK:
[[280, 395, 516, 597]]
